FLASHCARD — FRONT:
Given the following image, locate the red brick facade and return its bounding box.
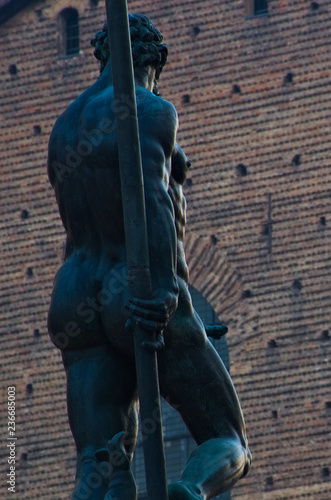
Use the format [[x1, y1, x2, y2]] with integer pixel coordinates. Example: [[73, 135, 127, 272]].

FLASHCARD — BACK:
[[0, 0, 330, 498]]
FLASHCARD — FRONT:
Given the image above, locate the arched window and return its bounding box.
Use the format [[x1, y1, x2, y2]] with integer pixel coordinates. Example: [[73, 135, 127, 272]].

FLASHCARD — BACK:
[[59, 8, 80, 56], [132, 287, 231, 500]]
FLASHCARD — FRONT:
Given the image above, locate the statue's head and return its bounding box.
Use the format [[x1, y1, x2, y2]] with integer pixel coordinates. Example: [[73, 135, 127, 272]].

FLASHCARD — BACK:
[[91, 13, 168, 94]]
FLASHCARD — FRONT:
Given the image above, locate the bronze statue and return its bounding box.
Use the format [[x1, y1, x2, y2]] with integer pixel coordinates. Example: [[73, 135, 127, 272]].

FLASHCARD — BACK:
[[47, 14, 251, 500]]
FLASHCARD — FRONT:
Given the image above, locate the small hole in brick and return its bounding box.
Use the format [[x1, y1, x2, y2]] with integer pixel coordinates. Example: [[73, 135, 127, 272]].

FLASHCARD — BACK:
[[284, 72, 293, 85], [320, 216, 326, 226], [21, 209, 29, 220], [292, 154, 301, 166], [311, 1, 319, 10], [26, 267, 34, 277], [211, 235, 218, 245], [268, 339, 278, 348], [182, 94, 190, 104], [232, 84, 241, 94], [34, 328, 40, 338], [21, 452, 28, 461], [236, 164, 247, 176], [272, 410, 278, 419], [322, 467, 330, 478], [33, 125, 41, 135], [321, 330, 330, 340], [242, 289, 252, 299], [193, 26, 200, 36], [186, 178, 193, 187], [261, 223, 270, 236], [266, 476, 273, 486], [90, 0, 99, 5], [9, 64, 17, 76], [325, 402, 331, 409], [293, 278, 302, 291], [26, 383, 34, 394], [35, 9, 43, 19]]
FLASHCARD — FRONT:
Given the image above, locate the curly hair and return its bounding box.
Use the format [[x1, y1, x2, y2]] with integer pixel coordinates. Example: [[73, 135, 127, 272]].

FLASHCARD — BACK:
[[91, 13, 168, 94]]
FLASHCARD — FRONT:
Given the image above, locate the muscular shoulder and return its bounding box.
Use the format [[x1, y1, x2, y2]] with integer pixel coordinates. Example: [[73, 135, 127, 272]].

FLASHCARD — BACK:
[[137, 88, 177, 119], [49, 77, 107, 143], [48, 100, 81, 186], [49, 90, 85, 147], [136, 89, 178, 157]]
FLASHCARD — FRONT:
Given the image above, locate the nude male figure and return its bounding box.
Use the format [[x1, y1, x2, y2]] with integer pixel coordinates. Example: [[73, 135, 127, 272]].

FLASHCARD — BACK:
[[47, 14, 251, 500]]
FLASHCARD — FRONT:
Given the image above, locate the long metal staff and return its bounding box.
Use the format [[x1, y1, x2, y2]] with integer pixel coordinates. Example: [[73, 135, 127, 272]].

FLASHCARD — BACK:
[[105, 1, 168, 499]]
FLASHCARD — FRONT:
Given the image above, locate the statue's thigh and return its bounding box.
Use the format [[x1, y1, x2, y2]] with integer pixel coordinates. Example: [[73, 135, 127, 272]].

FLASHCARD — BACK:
[[62, 344, 138, 453]]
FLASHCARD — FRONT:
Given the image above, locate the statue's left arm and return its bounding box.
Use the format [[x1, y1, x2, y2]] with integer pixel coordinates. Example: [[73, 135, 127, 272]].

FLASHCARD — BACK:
[[127, 98, 179, 332]]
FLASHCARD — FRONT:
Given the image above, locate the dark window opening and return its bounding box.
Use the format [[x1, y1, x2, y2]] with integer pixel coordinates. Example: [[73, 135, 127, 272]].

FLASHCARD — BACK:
[[26, 267, 34, 277], [265, 476, 274, 489], [254, 0, 268, 15], [242, 289, 252, 299], [21, 209, 29, 220], [232, 84, 241, 94], [192, 25, 201, 36], [262, 222, 270, 236], [236, 164, 247, 177], [291, 153, 301, 166], [26, 383, 34, 394], [284, 72, 294, 85], [60, 8, 80, 56], [322, 467, 330, 479], [9, 64, 17, 75], [292, 278, 302, 291], [321, 330, 330, 341], [33, 329, 40, 338]]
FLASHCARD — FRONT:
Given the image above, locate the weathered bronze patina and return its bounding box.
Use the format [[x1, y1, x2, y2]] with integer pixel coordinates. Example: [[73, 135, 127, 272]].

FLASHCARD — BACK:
[[47, 12, 251, 500]]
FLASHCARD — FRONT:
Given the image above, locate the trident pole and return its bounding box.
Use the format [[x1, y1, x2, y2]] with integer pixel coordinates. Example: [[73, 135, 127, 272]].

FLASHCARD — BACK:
[[105, 1, 168, 499]]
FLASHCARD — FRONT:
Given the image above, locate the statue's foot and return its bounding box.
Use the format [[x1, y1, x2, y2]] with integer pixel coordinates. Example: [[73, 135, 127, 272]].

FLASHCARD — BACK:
[[168, 482, 203, 500], [95, 432, 137, 500], [169, 437, 251, 500]]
